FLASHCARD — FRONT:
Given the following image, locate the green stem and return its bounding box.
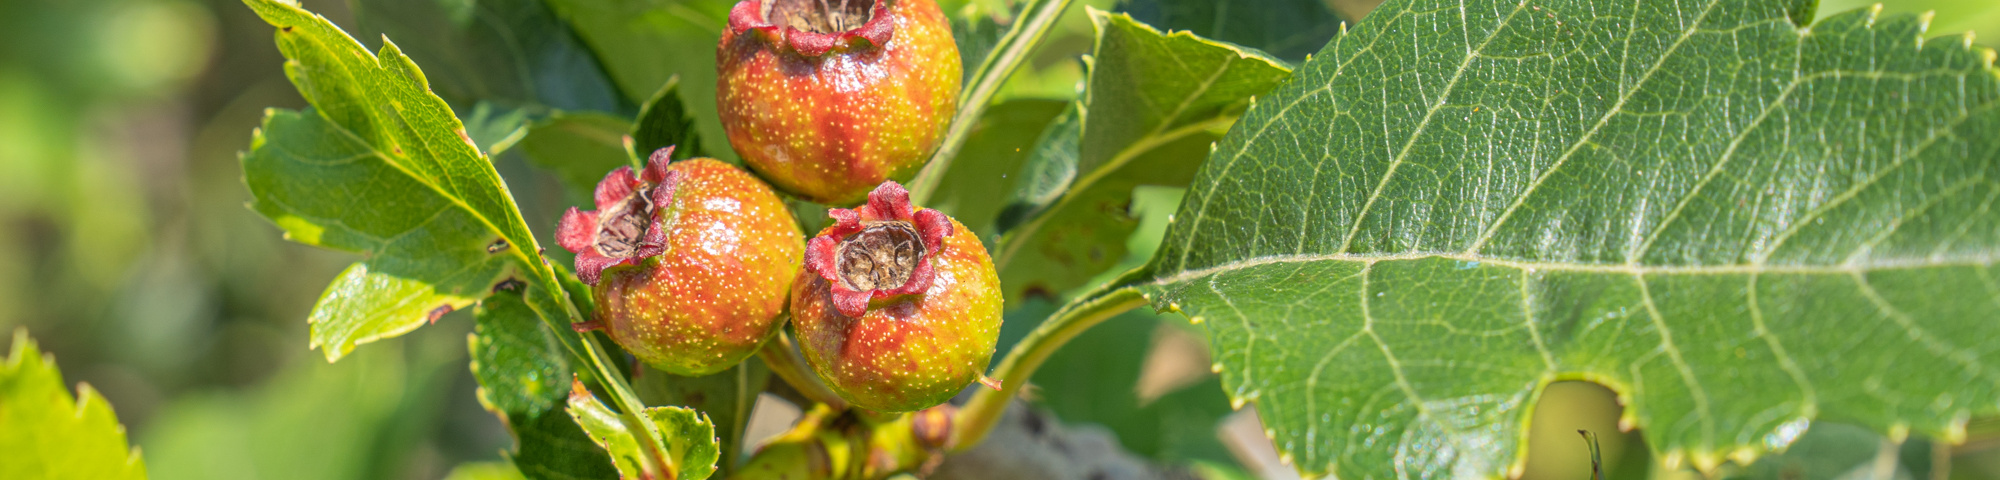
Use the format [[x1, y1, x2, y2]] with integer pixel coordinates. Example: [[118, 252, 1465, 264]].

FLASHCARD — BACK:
[[949, 285, 1146, 449], [760, 330, 850, 410], [907, 0, 1077, 204]]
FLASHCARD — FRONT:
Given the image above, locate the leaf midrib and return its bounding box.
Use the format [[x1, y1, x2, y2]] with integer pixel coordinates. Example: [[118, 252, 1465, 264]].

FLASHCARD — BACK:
[[283, 28, 548, 285], [1145, 251, 2000, 287]]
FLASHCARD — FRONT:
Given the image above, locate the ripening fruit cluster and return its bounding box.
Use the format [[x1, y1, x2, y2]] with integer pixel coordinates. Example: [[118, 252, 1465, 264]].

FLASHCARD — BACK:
[[554, 0, 998, 414]]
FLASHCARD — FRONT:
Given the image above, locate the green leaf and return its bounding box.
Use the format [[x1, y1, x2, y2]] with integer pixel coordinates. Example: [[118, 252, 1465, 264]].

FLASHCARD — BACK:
[[304, 261, 495, 363], [1137, 0, 2000, 477], [925, 98, 1070, 239], [627, 77, 707, 162], [633, 359, 770, 475], [542, 0, 738, 162], [568, 383, 721, 480], [511, 402, 621, 480], [241, 0, 553, 361], [472, 282, 571, 421], [0, 329, 146, 480], [473, 284, 620, 480], [520, 111, 637, 206], [346, 0, 624, 112], [1118, 0, 1345, 62], [995, 11, 1289, 303]]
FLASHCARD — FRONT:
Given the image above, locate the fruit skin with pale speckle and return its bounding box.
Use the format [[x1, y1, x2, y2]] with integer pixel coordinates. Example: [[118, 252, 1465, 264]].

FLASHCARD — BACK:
[[790, 182, 1001, 412], [717, 0, 961, 205], [557, 149, 805, 376]]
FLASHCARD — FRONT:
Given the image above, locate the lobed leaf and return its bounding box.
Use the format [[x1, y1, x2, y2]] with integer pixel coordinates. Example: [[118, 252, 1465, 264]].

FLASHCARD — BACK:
[[0, 329, 147, 480], [241, 0, 554, 361], [1139, 0, 2000, 476]]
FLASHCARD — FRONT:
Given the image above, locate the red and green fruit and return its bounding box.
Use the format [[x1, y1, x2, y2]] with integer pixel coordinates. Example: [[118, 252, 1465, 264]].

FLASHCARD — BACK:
[[716, 0, 962, 205], [790, 182, 1002, 412], [557, 148, 805, 376]]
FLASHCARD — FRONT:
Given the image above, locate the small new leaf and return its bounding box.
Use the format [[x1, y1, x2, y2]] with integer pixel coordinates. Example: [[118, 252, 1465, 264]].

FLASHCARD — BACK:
[[567, 380, 721, 480]]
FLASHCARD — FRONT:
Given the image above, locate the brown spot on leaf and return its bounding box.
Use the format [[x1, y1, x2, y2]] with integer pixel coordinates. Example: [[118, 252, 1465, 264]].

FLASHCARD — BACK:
[[427, 305, 453, 324]]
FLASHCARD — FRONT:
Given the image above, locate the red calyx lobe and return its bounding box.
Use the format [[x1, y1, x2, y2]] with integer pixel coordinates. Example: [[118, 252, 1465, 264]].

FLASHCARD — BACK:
[[728, 0, 894, 57], [557, 148, 681, 285], [804, 182, 951, 318]]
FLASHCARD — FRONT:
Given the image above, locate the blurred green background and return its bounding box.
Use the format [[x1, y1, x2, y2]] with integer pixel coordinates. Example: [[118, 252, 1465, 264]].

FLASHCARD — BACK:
[[0, 0, 1995, 479]]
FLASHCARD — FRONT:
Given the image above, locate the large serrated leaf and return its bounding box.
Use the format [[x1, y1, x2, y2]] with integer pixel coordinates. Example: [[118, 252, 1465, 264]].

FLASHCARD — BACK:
[[242, 0, 551, 361], [0, 329, 146, 480], [1138, 0, 2000, 477], [996, 10, 1290, 302]]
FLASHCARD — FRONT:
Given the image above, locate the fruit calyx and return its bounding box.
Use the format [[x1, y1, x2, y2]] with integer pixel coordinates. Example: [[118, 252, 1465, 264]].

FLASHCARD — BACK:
[[557, 147, 684, 285], [804, 182, 951, 317], [728, 0, 894, 57]]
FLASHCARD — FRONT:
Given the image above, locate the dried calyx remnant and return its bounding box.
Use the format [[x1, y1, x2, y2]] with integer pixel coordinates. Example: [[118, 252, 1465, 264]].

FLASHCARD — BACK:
[[766, 0, 876, 33], [594, 189, 656, 258], [836, 221, 921, 291], [803, 182, 952, 318], [556, 147, 683, 286]]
